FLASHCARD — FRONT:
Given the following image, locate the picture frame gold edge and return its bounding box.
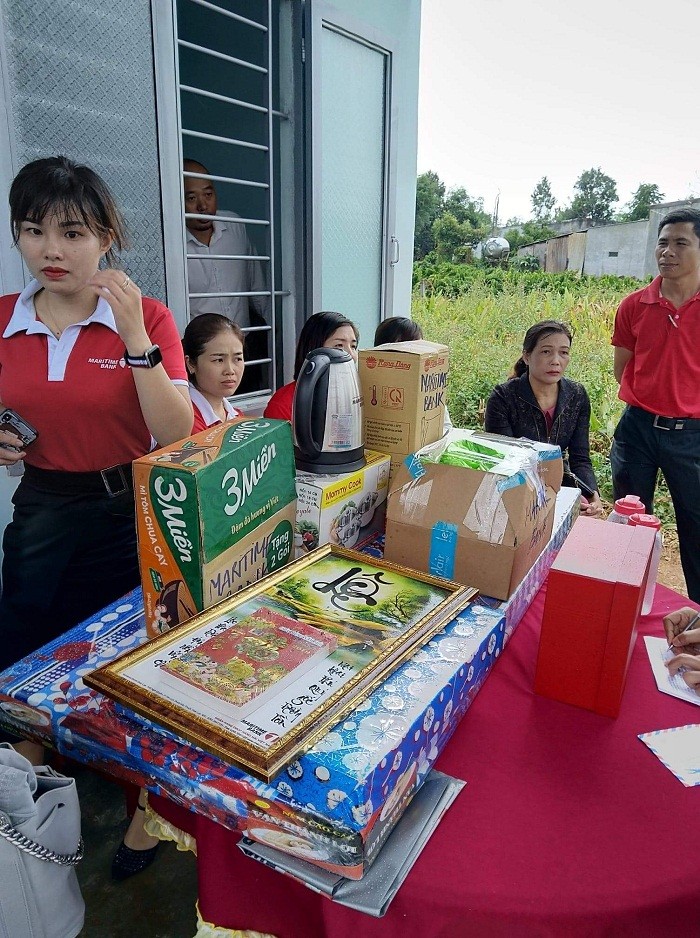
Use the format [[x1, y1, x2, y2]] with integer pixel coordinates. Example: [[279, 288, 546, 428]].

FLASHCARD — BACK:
[[86, 545, 479, 781]]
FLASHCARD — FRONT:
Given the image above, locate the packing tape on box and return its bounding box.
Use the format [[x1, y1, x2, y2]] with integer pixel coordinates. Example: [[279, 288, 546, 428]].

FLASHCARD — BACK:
[[464, 474, 509, 543], [404, 453, 426, 480], [429, 521, 459, 578], [522, 456, 547, 509]]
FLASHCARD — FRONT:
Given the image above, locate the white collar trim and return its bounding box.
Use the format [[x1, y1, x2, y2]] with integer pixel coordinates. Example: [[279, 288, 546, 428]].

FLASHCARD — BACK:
[[189, 383, 237, 426], [3, 278, 118, 338]]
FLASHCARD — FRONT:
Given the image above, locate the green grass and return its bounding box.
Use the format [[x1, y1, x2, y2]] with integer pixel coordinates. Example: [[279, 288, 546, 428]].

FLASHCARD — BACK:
[[411, 269, 677, 529]]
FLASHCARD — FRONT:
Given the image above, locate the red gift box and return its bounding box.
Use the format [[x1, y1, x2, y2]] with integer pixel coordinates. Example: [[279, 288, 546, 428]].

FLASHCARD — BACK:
[[534, 516, 656, 717]]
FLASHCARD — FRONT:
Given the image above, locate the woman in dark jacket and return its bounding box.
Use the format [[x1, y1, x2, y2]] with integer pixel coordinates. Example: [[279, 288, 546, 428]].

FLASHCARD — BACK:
[[485, 320, 603, 517]]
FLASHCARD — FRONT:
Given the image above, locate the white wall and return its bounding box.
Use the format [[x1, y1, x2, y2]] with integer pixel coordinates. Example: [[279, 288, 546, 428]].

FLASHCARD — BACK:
[[582, 220, 648, 278]]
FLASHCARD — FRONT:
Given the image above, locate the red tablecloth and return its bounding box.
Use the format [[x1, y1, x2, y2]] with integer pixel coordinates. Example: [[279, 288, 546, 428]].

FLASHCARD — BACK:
[[153, 583, 700, 937]]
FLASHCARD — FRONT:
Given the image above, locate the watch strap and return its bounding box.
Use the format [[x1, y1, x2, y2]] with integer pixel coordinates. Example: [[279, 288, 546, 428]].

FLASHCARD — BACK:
[[124, 345, 162, 368]]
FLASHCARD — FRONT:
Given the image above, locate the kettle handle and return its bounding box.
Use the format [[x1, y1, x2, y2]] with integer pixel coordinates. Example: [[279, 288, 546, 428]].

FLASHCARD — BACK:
[[294, 352, 331, 455]]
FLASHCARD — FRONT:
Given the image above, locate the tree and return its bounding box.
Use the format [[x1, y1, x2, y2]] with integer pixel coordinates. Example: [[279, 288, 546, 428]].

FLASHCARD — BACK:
[[414, 171, 445, 259], [432, 212, 467, 260], [442, 187, 491, 231], [433, 212, 488, 260], [569, 167, 618, 223], [531, 176, 556, 221], [619, 183, 665, 222], [504, 220, 555, 253]]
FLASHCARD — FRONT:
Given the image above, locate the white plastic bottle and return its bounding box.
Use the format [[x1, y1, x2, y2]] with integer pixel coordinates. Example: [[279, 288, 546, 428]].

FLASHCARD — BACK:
[[608, 494, 645, 524], [628, 512, 663, 615]]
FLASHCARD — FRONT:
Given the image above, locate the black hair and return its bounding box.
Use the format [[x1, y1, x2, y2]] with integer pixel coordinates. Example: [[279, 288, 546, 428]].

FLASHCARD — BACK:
[[9, 156, 128, 266], [183, 158, 209, 177], [183, 314, 245, 385], [511, 320, 573, 378], [293, 311, 359, 379], [658, 207, 700, 242], [374, 316, 423, 345]]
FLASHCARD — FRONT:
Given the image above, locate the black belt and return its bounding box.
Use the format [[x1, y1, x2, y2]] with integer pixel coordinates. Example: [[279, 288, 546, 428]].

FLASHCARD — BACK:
[[23, 462, 133, 497], [651, 414, 700, 431]]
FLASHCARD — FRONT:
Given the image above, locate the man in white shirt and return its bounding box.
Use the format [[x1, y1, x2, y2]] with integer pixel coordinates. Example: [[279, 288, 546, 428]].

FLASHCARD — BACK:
[[184, 159, 270, 390]]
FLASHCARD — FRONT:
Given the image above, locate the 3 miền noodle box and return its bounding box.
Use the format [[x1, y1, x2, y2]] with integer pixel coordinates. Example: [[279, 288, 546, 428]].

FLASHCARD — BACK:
[[384, 430, 562, 600], [359, 341, 449, 475], [135, 419, 297, 638]]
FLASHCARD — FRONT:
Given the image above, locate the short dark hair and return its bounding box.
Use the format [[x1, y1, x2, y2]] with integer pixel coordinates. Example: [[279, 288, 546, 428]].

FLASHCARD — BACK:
[[183, 314, 245, 384], [658, 207, 700, 242], [9, 156, 128, 266], [293, 311, 359, 379], [512, 320, 572, 378], [183, 158, 209, 177], [374, 316, 423, 345]]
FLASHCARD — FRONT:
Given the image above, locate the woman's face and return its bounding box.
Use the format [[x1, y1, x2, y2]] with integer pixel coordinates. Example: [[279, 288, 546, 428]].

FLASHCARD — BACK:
[[17, 211, 111, 296], [523, 331, 571, 385], [186, 330, 245, 404], [323, 325, 358, 363]]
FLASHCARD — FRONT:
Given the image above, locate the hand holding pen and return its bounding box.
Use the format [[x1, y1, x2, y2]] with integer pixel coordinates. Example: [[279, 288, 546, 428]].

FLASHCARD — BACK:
[[663, 607, 700, 652]]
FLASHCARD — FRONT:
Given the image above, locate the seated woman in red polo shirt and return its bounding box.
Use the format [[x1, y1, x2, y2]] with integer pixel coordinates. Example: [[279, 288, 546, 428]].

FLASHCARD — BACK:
[[264, 310, 359, 421], [484, 320, 603, 517], [183, 313, 245, 432], [0, 155, 193, 876]]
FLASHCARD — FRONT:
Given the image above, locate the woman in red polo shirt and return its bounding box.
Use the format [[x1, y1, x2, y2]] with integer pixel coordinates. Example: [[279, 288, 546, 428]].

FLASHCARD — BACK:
[[0, 156, 193, 876], [182, 313, 246, 431]]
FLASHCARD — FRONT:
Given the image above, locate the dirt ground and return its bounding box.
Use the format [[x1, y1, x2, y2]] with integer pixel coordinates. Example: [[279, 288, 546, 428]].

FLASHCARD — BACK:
[[657, 530, 687, 597]]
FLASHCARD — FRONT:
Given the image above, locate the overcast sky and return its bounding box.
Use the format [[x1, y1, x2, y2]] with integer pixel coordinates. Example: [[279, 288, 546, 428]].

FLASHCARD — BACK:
[[418, 0, 700, 224]]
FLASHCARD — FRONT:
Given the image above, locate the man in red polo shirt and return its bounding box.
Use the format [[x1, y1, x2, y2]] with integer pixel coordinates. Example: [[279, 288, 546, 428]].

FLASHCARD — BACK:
[[611, 207, 700, 602]]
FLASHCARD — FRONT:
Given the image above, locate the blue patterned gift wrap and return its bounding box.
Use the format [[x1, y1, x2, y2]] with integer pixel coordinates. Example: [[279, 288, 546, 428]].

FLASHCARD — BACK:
[[0, 488, 580, 877]]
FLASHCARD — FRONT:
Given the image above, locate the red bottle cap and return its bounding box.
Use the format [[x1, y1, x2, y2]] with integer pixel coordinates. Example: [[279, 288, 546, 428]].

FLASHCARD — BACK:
[[628, 512, 661, 530], [613, 495, 646, 516]]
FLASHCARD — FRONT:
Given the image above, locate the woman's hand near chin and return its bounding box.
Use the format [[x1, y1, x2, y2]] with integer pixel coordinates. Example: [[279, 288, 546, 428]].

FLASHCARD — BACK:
[[88, 270, 150, 352]]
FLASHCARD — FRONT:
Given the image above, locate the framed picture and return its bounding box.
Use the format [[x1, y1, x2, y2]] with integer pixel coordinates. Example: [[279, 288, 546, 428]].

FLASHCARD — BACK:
[[86, 545, 475, 780]]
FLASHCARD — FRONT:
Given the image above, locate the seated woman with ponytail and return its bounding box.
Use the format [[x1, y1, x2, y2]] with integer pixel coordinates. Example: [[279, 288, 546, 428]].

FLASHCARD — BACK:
[[484, 320, 603, 517]]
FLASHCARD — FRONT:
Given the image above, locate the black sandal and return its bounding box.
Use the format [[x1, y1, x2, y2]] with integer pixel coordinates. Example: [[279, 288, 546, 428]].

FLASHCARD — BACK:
[[111, 802, 160, 881]]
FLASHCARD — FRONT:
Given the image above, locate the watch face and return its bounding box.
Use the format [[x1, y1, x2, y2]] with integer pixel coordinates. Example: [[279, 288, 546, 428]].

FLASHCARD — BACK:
[[145, 345, 163, 367], [126, 345, 162, 367]]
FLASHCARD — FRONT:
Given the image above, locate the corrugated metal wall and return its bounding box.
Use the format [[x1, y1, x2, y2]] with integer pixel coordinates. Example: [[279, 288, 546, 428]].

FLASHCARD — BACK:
[[566, 231, 586, 273], [1, 0, 166, 299], [545, 236, 568, 272]]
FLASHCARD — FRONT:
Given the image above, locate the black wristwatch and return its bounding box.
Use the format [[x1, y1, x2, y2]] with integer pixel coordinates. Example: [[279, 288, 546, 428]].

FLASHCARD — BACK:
[[124, 345, 162, 369]]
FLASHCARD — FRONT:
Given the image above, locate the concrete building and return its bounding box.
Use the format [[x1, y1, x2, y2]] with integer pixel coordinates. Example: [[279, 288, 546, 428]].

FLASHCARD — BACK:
[[515, 198, 700, 278]]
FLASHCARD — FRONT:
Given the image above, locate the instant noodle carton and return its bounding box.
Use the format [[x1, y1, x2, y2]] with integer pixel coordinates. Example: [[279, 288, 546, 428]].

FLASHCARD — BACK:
[[294, 450, 390, 557], [135, 418, 297, 638]]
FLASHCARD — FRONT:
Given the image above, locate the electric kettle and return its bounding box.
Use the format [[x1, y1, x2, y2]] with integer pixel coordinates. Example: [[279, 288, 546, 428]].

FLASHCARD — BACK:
[[293, 347, 365, 473]]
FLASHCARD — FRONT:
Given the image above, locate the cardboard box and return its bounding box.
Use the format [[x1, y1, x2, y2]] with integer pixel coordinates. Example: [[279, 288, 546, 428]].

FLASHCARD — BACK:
[[463, 430, 563, 493], [135, 418, 297, 637], [0, 489, 580, 881], [534, 516, 655, 717], [359, 341, 449, 469], [294, 450, 390, 557], [384, 431, 562, 600], [474, 486, 581, 637]]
